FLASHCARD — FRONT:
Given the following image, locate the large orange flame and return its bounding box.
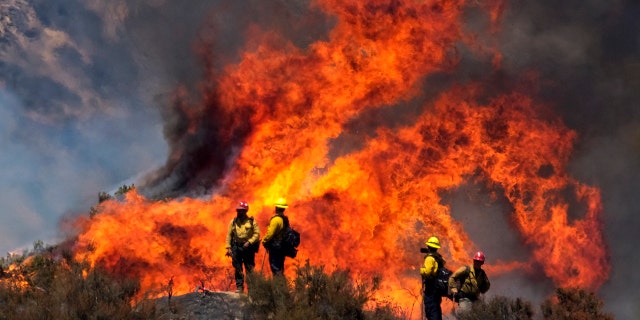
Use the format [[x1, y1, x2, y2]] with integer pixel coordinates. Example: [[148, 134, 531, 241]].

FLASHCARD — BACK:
[[73, 0, 609, 317]]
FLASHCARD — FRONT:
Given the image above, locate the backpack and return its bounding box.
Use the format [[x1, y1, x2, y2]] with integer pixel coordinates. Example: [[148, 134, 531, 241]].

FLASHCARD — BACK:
[[427, 253, 453, 298], [278, 215, 300, 258]]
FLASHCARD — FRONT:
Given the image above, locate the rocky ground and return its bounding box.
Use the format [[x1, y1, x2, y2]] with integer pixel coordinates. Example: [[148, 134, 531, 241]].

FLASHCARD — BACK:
[[155, 290, 247, 320]]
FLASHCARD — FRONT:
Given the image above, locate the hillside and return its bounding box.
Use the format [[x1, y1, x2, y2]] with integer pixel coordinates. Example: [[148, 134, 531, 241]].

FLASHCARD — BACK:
[[0, 248, 616, 320]]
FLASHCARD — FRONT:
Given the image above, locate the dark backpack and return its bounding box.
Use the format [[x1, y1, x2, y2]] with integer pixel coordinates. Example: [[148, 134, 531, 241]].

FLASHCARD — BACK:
[[427, 253, 453, 298], [279, 215, 300, 258]]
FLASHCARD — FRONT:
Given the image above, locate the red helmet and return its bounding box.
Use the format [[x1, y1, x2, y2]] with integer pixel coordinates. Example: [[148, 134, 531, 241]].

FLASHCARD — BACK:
[[473, 251, 485, 262], [236, 201, 249, 211]]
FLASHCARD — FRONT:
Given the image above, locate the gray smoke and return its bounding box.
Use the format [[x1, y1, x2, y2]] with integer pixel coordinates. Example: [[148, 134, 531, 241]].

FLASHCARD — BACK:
[[497, 1, 640, 318]]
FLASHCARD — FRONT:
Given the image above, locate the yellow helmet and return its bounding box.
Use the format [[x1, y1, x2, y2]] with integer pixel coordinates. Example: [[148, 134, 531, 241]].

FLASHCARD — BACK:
[[425, 236, 440, 249], [274, 198, 288, 208]]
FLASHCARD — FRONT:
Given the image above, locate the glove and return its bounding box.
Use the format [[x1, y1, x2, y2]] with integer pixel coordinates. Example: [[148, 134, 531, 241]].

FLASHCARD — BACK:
[[225, 248, 232, 257]]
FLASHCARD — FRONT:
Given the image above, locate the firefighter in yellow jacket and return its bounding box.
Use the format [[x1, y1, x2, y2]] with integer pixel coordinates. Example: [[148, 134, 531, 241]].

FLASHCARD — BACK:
[[449, 251, 490, 315], [261, 198, 289, 276], [225, 201, 260, 293], [420, 236, 445, 320]]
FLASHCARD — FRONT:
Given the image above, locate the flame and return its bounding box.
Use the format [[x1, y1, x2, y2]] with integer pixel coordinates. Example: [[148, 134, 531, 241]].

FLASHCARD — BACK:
[[73, 0, 609, 317], [1, 256, 37, 291]]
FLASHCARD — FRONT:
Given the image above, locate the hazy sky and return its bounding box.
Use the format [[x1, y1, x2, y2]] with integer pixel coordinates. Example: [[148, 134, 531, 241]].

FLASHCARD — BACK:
[[1, 0, 638, 318]]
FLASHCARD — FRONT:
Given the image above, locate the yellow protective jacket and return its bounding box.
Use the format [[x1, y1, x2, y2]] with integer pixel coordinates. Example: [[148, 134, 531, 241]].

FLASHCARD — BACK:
[[420, 253, 444, 279], [448, 265, 490, 299], [262, 215, 285, 244], [225, 216, 260, 248]]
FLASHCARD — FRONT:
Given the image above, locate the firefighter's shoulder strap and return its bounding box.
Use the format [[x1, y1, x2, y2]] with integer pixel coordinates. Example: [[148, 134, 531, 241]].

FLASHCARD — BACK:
[[459, 265, 471, 287], [427, 252, 444, 269], [231, 217, 256, 235], [233, 216, 255, 224], [269, 215, 289, 232]]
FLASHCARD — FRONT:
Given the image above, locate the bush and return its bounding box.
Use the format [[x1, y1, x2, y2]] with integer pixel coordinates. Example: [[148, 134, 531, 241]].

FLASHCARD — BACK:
[[0, 244, 614, 320], [244, 260, 406, 320], [541, 287, 613, 320], [0, 245, 157, 320], [454, 295, 534, 320]]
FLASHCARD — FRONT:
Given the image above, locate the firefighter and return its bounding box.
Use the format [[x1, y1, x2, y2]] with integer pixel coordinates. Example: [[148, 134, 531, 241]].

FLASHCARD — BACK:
[[261, 198, 290, 276], [225, 201, 260, 293], [449, 251, 491, 315], [420, 236, 445, 320]]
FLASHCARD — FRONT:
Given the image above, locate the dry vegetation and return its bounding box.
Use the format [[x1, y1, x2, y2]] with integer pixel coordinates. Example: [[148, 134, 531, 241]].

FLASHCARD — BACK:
[[0, 242, 613, 320], [244, 261, 405, 320], [0, 243, 156, 320]]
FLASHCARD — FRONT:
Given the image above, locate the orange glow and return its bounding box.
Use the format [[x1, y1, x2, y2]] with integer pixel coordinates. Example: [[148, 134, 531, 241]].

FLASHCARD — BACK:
[[73, 0, 609, 318], [1, 257, 36, 292]]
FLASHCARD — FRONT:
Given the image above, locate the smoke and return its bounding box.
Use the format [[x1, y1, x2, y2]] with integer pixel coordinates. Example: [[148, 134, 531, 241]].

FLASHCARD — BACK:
[[1, 0, 638, 318], [132, 0, 333, 198], [494, 0, 640, 317], [0, 0, 168, 252]]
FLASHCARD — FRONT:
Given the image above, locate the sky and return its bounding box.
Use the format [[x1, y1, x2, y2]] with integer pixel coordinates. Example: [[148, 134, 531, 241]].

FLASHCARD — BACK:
[[1, 0, 639, 318]]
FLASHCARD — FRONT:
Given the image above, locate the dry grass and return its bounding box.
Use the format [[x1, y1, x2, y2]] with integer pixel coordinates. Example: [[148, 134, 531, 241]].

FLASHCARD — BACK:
[[0, 245, 157, 320], [541, 287, 614, 320], [244, 260, 406, 320], [454, 295, 534, 320], [0, 244, 613, 320]]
